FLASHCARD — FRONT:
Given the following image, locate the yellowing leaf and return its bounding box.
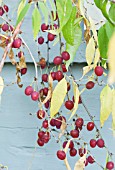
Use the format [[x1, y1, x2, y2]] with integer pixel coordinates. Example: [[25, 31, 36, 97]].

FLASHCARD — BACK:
[[94, 48, 100, 66], [100, 85, 113, 127], [86, 37, 95, 65], [74, 152, 87, 170], [80, 64, 94, 80], [0, 76, 4, 95], [112, 90, 115, 133], [50, 77, 67, 118], [69, 81, 79, 120], [58, 118, 67, 139], [108, 32, 115, 85], [64, 140, 72, 170], [17, 0, 26, 17]]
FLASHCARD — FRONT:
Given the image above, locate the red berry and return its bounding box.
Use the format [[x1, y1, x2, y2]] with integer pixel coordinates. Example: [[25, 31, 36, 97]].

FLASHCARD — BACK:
[[106, 162, 114, 170], [0, 7, 4, 16], [31, 91, 39, 101], [96, 139, 105, 148], [43, 87, 48, 96], [44, 101, 50, 109], [50, 118, 55, 126], [57, 150, 66, 160], [25, 86, 33, 96], [48, 33, 55, 41], [85, 158, 88, 166], [38, 131, 45, 138], [65, 100, 74, 110], [42, 120, 48, 128], [41, 23, 49, 32], [61, 51, 70, 61], [9, 26, 14, 32], [70, 148, 77, 157], [42, 74, 48, 82], [53, 56, 63, 65], [61, 64, 67, 72], [87, 122, 95, 131], [50, 24, 58, 30], [90, 139, 97, 148], [2, 24, 9, 32], [94, 66, 103, 76], [37, 110, 45, 119], [38, 36, 44, 44], [88, 156, 95, 164], [78, 148, 86, 157], [70, 129, 79, 138], [13, 38, 22, 48], [51, 72, 56, 80], [18, 51, 24, 58], [86, 81, 95, 89], [42, 132, 50, 143], [37, 139, 44, 146], [75, 118, 84, 128], [21, 68, 27, 75], [55, 71, 63, 81], [63, 141, 74, 149], [3, 5, 9, 12]]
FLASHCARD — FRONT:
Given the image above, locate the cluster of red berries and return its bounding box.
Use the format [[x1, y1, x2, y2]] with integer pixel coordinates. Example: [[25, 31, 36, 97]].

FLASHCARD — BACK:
[[0, 5, 9, 16], [25, 86, 39, 101]]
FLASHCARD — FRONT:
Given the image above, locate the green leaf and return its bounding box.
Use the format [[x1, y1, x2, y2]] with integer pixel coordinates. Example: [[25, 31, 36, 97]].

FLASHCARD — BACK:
[[100, 85, 113, 127], [39, 2, 49, 25], [32, 7, 41, 39], [94, 0, 102, 9], [17, 0, 26, 17], [62, 7, 77, 45], [16, 3, 31, 26], [65, 25, 82, 69], [50, 77, 67, 118], [56, 0, 72, 29], [109, 4, 115, 23], [105, 21, 115, 39]]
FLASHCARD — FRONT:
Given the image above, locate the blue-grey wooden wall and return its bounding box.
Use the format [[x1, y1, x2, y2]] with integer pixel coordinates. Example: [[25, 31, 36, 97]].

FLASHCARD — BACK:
[[0, 1, 115, 170]]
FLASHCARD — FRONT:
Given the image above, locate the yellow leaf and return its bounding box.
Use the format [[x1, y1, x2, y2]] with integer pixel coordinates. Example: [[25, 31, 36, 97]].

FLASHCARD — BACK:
[[0, 76, 4, 95], [108, 32, 115, 85], [58, 118, 67, 139], [80, 64, 94, 80], [112, 90, 115, 133], [74, 152, 87, 170], [17, 0, 26, 17], [100, 85, 112, 127], [69, 81, 79, 120], [86, 37, 95, 65], [94, 48, 100, 66], [50, 77, 67, 118]]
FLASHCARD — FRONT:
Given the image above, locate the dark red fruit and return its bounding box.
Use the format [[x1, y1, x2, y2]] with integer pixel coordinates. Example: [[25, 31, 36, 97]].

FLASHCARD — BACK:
[[79, 148, 86, 157], [42, 120, 48, 128], [41, 23, 49, 32], [25, 86, 33, 96], [50, 118, 55, 126], [44, 100, 50, 109], [38, 131, 45, 138], [37, 139, 44, 146], [38, 36, 44, 44], [106, 161, 114, 170], [63, 141, 74, 149], [53, 56, 63, 65], [51, 72, 56, 80], [90, 139, 97, 148], [88, 156, 95, 164], [86, 81, 95, 89], [21, 68, 27, 75], [37, 110, 45, 119], [2, 24, 9, 32], [85, 158, 88, 166], [43, 87, 48, 96], [42, 74, 48, 82], [13, 38, 22, 48], [87, 122, 95, 131], [55, 71, 63, 81], [3, 5, 9, 12], [48, 33, 55, 41], [94, 66, 103, 76], [42, 132, 50, 143], [61, 51, 70, 61], [0, 7, 4, 16], [50, 24, 58, 30], [70, 129, 79, 138], [31, 91, 39, 101], [70, 148, 77, 157], [9, 26, 14, 32], [96, 139, 105, 148], [75, 118, 84, 128], [61, 64, 67, 72], [65, 100, 74, 110], [18, 51, 24, 58], [57, 150, 66, 160]]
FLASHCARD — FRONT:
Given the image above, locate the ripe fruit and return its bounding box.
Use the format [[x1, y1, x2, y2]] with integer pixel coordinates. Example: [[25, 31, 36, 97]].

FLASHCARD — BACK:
[[38, 36, 44, 44], [13, 38, 22, 48], [61, 51, 70, 61], [85, 158, 88, 166], [96, 139, 105, 148], [41, 23, 49, 32], [37, 139, 44, 146], [87, 122, 95, 131], [50, 118, 55, 126], [37, 110, 45, 119], [3, 5, 9, 12], [106, 161, 114, 170], [44, 100, 50, 109], [38, 131, 45, 138], [78, 148, 86, 157], [70, 129, 79, 138], [2, 24, 9, 32], [51, 72, 56, 80], [9, 26, 14, 32], [0, 7, 4, 16], [18, 51, 24, 58], [63, 141, 74, 149], [75, 118, 84, 128], [42, 132, 50, 143], [25, 86, 33, 96], [42, 120, 48, 128], [53, 56, 63, 65], [70, 148, 77, 157], [88, 156, 95, 164], [43, 87, 48, 96], [42, 74, 48, 82], [86, 81, 95, 89], [61, 64, 67, 72], [94, 66, 103, 76], [48, 33, 55, 41], [57, 150, 66, 160], [50, 24, 58, 30], [31, 91, 39, 101], [65, 100, 74, 110], [90, 139, 97, 148], [21, 68, 27, 75], [55, 71, 63, 81]]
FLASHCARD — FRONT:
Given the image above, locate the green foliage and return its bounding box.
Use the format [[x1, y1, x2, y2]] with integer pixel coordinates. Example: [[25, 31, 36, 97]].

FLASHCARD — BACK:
[[109, 4, 115, 23], [39, 2, 49, 25]]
